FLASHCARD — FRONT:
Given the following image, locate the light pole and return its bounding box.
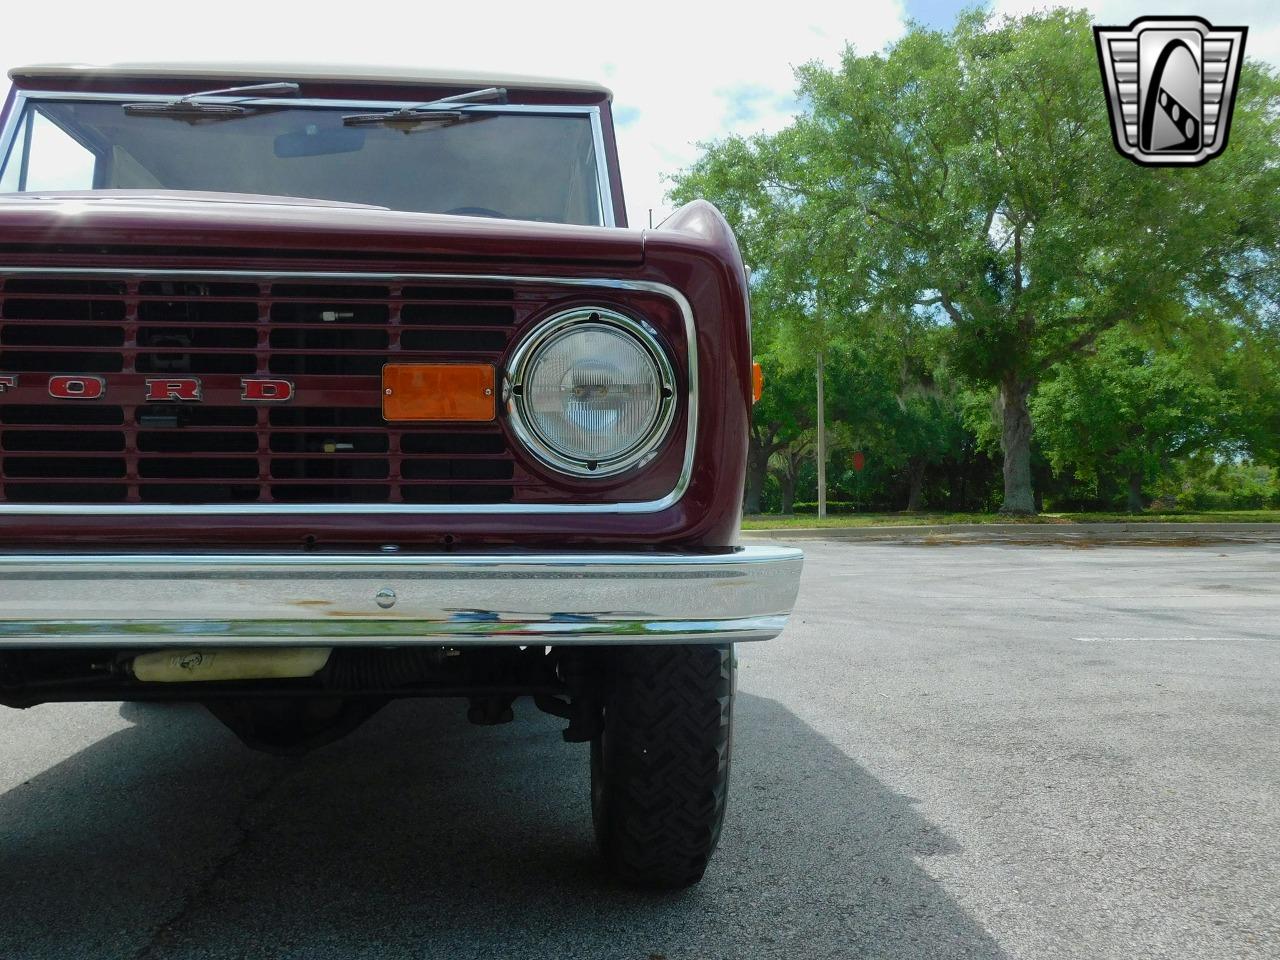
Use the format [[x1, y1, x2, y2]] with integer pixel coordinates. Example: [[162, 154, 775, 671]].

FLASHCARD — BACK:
[[816, 347, 826, 519]]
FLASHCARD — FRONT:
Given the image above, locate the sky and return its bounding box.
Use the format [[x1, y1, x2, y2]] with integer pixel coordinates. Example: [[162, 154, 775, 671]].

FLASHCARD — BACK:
[[2, 1, 1277, 227]]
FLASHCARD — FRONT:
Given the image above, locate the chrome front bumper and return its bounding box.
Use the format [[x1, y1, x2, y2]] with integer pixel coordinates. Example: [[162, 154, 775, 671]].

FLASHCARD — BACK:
[[0, 547, 804, 648]]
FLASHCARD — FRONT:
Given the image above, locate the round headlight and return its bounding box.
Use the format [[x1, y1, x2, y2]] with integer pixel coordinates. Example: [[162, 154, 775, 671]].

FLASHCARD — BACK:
[[506, 308, 677, 477]]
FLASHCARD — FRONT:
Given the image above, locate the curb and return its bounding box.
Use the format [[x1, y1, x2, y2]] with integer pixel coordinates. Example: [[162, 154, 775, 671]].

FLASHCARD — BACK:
[[741, 522, 1280, 545]]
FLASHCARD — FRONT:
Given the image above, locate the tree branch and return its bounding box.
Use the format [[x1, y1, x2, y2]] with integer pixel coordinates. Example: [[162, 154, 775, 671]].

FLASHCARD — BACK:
[[938, 290, 965, 325], [1039, 325, 1108, 371], [981, 205, 998, 240], [1012, 222, 1024, 301]]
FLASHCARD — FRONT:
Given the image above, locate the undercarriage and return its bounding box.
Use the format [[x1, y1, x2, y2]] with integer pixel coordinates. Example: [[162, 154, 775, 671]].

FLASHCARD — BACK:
[[0, 645, 603, 753]]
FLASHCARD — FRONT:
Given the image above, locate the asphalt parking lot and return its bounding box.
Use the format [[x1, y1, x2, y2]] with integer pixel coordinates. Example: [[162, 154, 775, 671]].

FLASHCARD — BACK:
[[2, 540, 1278, 959]]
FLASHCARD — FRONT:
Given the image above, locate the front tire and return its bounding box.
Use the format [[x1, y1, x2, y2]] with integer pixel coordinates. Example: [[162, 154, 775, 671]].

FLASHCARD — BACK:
[[590, 644, 734, 888]]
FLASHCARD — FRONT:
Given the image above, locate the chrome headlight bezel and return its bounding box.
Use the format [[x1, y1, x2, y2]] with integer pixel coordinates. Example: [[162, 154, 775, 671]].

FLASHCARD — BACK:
[[504, 307, 678, 478]]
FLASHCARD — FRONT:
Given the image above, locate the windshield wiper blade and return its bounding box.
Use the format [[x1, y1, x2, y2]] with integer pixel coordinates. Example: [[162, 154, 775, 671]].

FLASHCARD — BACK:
[[342, 86, 507, 127], [123, 82, 301, 119]]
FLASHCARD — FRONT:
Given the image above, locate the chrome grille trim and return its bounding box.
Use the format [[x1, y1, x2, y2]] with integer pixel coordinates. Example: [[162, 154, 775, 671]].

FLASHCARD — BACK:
[[0, 268, 697, 516]]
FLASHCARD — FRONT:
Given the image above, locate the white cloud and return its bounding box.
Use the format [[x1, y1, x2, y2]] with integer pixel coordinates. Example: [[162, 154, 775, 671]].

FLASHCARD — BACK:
[[0, 0, 907, 226]]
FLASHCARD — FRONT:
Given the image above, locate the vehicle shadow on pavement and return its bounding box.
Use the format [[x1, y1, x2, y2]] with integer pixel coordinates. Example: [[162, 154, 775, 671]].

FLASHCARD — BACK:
[[0, 693, 1008, 960]]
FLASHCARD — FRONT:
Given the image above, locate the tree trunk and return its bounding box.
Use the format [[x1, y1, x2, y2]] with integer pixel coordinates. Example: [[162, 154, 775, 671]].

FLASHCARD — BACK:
[[744, 434, 768, 515], [1127, 471, 1144, 513], [779, 472, 797, 514], [997, 375, 1036, 515], [905, 457, 926, 512]]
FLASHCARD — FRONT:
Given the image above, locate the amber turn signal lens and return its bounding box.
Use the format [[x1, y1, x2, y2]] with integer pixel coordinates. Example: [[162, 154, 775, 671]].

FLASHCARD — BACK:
[[752, 362, 764, 404], [383, 363, 495, 422]]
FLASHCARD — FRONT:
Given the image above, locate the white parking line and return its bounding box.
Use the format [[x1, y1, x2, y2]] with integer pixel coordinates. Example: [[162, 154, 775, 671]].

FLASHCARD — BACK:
[[1074, 636, 1279, 642]]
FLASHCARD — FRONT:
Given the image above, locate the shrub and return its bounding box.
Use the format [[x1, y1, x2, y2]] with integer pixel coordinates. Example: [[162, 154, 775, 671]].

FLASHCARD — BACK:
[[791, 500, 862, 514]]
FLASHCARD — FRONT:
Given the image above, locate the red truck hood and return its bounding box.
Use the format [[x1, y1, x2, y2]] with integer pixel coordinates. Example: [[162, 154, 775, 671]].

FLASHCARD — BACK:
[[0, 190, 645, 266]]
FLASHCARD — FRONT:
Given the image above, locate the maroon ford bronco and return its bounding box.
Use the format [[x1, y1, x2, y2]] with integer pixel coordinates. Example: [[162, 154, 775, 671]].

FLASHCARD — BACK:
[[0, 63, 802, 887]]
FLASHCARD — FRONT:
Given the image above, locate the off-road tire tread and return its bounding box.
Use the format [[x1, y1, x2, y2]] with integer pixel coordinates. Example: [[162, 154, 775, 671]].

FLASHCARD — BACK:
[[592, 644, 733, 888]]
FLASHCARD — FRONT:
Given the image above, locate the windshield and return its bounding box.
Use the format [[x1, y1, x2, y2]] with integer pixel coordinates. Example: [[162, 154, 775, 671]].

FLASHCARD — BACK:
[[0, 99, 606, 225]]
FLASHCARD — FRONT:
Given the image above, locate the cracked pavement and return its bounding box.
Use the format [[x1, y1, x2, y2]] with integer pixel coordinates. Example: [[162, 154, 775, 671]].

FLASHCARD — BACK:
[[1, 540, 1278, 959]]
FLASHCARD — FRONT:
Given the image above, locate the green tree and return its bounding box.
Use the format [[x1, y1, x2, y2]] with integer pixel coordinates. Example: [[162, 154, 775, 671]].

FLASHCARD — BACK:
[[745, 354, 812, 513], [878, 325, 968, 511], [1223, 325, 1280, 467], [671, 131, 964, 514], [739, 9, 1280, 512], [669, 125, 855, 513], [1032, 328, 1237, 511]]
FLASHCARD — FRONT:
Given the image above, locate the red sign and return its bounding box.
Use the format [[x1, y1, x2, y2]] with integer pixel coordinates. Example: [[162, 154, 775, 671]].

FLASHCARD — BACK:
[[852, 451, 866, 472]]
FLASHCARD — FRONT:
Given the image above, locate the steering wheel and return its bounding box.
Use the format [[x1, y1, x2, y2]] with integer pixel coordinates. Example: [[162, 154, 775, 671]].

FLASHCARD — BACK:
[[444, 206, 506, 219]]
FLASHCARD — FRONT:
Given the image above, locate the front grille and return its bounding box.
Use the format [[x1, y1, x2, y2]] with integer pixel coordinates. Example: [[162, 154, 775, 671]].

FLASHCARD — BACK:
[[0, 275, 549, 505]]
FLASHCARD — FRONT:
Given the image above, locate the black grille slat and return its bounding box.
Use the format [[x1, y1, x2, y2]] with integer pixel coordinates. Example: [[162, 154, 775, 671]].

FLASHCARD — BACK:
[[401, 485, 513, 504], [138, 483, 260, 504], [3, 325, 125, 346], [1, 405, 125, 425], [3, 299, 126, 322], [268, 354, 386, 376], [3, 279, 127, 296], [3, 430, 125, 452], [269, 408, 386, 428], [138, 301, 258, 325], [271, 283, 392, 300], [138, 407, 257, 428], [2, 351, 125, 372], [4, 482, 128, 502], [3, 457, 127, 478], [271, 483, 390, 503], [270, 328, 390, 351], [137, 281, 260, 299], [270, 433, 390, 455], [138, 432, 259, 454], [271, 458, 390, 481], [400, 433, 508, 455], [137, 354, 258, 375], [138, 327, 258, 349], [401, 459, 514, 481], [401, 304, 514, 326], [138, 458, 260, 480], [399, 329, 509, 352], [271, 302, 390, 326]]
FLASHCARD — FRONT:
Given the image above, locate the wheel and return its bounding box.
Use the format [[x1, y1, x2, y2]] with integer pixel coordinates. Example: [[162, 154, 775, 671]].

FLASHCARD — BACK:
[[590, 644, 734, 888]]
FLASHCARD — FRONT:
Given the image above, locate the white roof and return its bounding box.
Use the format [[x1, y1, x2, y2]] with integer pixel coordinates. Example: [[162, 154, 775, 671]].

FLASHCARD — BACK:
[[9, 62, 612, 98]]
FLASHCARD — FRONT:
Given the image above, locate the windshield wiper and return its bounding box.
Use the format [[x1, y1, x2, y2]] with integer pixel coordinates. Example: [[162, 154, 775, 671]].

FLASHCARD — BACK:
[[342, 87, 508, 128], [123, 82, 301, 119]]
